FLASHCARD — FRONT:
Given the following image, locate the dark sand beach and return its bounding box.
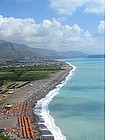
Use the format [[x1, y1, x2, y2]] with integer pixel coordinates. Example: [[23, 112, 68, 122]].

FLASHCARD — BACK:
[[0, 64, 72, 139]]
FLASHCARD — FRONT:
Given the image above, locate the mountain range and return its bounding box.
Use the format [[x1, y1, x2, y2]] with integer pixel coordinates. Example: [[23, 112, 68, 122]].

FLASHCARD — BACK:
[[0, 39, 88, 60]]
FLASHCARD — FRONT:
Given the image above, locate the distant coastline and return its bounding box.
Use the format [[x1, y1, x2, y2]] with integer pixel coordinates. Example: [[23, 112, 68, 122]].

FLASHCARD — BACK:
[[87, 54, 105, 58]]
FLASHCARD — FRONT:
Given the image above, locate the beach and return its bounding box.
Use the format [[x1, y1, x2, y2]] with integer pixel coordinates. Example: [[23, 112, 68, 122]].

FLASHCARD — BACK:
[[0, 63, 72, 139]]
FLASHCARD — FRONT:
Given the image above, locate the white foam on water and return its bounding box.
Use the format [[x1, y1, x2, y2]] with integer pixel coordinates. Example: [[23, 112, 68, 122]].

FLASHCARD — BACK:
[[34, 63, 76, 140]]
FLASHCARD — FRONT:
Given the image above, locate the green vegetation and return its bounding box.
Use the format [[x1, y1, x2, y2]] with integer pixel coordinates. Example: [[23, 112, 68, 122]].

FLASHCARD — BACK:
[[0, 65, 61, 86], [15, 70, 55, 81], [0, 134, 10, 140], [0, 64, 61, 72]]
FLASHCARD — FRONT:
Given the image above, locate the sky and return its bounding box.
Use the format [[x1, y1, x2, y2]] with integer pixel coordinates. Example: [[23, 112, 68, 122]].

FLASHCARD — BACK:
[[0, 0, 105, 54]]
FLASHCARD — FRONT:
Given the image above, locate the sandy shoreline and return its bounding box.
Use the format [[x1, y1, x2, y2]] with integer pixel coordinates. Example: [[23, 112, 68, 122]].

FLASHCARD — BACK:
[[0, 63, 72, 139]]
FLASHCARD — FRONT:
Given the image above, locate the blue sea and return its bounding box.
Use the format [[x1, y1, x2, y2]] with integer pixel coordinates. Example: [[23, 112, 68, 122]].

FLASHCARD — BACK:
[[34, 57, 105, 140]]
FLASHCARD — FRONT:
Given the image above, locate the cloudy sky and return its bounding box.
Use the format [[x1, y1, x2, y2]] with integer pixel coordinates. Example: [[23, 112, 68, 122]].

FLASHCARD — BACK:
[[0, 0, 105, 54]]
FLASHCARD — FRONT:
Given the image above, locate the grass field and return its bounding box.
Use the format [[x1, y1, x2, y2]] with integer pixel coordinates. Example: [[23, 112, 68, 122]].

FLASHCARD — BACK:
[[0, 63, 63, 88], [0, 63, 63, 105], [0, 70, 58, 104], [18, 70, 56, 81], [0, 72, 15, 80], [0, 70, 57, 81]]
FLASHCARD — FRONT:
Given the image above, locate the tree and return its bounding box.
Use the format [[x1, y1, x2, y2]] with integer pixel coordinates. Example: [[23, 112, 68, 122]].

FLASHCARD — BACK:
[[0, 80, 4, 87], [0, 134, 10, 140], [13, 70, 24, 77]]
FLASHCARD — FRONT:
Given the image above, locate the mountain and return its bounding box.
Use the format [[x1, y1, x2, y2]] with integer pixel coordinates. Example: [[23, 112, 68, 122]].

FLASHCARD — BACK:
[[20, 44, 87, 59], [87, 54, 105, 58], [0, 40, 88, 60], [0, 40, 34, 59], [19, 44, 64, 59], [61, 51, 88, 58]]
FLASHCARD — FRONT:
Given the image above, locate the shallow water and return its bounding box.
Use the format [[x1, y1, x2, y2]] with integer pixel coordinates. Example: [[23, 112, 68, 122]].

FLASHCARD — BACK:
[[49, 58, 105, 140]]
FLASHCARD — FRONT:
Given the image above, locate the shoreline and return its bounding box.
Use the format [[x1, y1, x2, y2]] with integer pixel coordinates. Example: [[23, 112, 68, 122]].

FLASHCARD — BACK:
[[0, 63, 73, 139], [32, 64, 73, 139]]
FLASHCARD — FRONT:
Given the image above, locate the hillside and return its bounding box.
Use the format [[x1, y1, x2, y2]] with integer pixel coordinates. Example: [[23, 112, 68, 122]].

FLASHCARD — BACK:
[[87, 54, 105, 58], [19, 44, 64, 59], [0, 40, 88, 60], [0, 40, 34, 59], [61, 51, 88, 58]]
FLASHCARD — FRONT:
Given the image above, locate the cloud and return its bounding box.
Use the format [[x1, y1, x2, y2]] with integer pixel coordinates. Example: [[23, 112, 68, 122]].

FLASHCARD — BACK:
[[50, 0, 104, 15], [84, 0, 104, 14], [50, 0, 89, 16], [0, 15, 103, 54], [97, 20, 105, 34], [92, 20, 105, 54]]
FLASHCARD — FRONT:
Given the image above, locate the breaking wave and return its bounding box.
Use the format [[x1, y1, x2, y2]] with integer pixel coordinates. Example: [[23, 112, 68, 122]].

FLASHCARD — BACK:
[[34, 63, 76, 140]]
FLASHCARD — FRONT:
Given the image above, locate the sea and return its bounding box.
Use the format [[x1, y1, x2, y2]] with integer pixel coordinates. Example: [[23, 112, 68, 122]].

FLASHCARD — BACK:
[[34, 57, 105, 140]]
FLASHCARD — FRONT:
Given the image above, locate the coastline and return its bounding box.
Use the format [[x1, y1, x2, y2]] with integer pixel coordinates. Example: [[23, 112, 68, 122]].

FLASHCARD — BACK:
[[0, 62, 73, 139], [32, 63, 73, 139]]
